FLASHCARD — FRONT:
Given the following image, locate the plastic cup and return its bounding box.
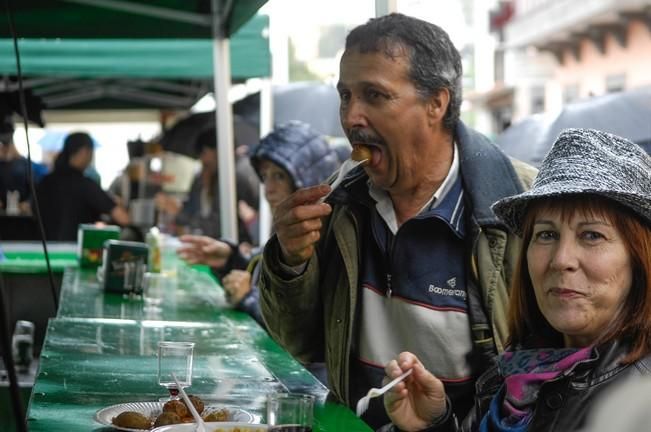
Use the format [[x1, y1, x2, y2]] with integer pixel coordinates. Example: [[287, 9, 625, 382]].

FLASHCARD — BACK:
[[266, 393, 315, 432], [157, 341, 194, 399]]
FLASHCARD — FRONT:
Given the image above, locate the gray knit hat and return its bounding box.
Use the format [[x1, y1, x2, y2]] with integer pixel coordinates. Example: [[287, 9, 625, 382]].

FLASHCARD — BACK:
[[492, 128, 651, 235]]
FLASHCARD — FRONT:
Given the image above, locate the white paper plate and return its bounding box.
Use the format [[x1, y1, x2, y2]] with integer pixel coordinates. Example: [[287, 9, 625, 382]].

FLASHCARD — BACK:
[[94, 401, 257, 431], [152, 422, 268, 432]]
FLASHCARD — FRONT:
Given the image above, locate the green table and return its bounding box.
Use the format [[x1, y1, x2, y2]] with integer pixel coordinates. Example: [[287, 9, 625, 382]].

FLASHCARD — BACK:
[[27, 268, 372, 431], [57, 265, 230, 323]]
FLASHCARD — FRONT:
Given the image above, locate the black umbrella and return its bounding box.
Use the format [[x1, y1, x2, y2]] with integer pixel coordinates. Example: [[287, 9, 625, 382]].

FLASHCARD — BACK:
[[234, 81, 344, 138], [160, 112, 258, 158], [496, 86, 651, 166]]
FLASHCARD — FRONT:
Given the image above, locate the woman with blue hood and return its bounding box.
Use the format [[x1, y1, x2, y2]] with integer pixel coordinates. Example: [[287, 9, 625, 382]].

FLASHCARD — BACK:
[[178, 121, 347, 328]]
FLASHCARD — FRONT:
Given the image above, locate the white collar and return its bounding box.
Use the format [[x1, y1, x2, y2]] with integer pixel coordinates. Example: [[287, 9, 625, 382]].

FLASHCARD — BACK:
[[368, 143, 459, 234]]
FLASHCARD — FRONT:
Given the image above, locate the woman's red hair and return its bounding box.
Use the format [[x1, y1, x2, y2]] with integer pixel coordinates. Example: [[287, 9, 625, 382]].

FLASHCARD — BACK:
[[507, 195, 651, 362]]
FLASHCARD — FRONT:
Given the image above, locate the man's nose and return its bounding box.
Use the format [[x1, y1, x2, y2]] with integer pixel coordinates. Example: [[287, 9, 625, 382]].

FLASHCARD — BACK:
[[341, 96, 368, 131]]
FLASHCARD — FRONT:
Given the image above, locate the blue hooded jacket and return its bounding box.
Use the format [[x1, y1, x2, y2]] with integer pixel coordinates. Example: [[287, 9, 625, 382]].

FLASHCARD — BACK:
[[250, 120, 348, 189], [233, 122, 346, 356]]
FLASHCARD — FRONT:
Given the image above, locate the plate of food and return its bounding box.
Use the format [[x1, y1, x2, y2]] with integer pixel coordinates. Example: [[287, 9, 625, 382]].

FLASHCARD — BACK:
[[94, 396, 257, 431], [151, 422, 268, 432]]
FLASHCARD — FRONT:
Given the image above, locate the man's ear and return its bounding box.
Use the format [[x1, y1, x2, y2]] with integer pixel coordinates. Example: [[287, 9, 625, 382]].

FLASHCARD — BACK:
[[427, 88, 450, 126]]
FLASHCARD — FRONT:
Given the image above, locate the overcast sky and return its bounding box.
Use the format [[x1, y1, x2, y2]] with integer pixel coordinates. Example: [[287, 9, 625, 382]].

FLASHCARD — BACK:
[[262, 0, 469, 47]]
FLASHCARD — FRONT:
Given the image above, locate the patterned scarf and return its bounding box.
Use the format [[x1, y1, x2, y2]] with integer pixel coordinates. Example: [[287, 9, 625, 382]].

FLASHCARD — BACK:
[[479, 346, 593, 432]]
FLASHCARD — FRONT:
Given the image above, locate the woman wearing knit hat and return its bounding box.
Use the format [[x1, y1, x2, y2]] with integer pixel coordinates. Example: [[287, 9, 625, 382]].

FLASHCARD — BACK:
[[379, 128, 651, 432]]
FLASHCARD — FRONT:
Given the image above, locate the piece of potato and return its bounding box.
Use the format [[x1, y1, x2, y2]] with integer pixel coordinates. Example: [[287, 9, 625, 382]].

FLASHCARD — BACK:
[[163, 399, 188, 417], [351, 144, 372, 162], [112, 411, 151, 429], [202, 407, 229, 422], [185, 394, 204, 414], [153, 411, 182, 427]]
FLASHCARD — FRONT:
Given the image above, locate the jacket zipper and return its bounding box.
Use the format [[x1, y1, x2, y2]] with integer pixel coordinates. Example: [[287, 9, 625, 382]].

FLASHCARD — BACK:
[[386, 228, 397, 298], [470, 224, 481, 282]]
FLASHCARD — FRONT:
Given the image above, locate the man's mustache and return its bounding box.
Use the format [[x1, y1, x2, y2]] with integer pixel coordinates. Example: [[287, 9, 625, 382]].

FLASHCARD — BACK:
[[347, 128, 385, 146]]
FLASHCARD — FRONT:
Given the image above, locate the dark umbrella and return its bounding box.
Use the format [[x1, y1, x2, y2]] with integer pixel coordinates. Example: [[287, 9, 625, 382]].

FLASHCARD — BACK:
[[234, 81, 344, 138], [160, 112, 258, 158], [496, 86, 651, 166], [495, 112, 555, 166]]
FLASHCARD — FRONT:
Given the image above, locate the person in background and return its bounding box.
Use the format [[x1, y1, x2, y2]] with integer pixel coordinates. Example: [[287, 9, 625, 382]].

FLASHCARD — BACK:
[[0, 119, 46, 214], [155, 128, 259, 243], [35, 131, 129, 240], [178, 121, 346, 384], [382, 129, 651, 432], [257, 13, 537, 429]]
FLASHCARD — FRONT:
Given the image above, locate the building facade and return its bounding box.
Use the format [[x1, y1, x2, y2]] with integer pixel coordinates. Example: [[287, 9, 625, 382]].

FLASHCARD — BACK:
[[476, 0, 651, 135]]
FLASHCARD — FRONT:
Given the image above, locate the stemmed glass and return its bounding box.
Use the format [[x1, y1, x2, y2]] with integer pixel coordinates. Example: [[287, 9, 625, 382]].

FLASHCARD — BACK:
[[157, 341, 194, 399]]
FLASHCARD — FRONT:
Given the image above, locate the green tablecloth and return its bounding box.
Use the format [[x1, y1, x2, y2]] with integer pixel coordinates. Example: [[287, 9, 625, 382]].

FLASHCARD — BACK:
[[27, 266, 371, 431], [56, 265, 229, 323]]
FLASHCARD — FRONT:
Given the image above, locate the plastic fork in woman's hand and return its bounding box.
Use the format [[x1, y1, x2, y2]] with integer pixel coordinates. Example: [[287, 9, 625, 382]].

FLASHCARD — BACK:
[[355, 368, 413, 417]]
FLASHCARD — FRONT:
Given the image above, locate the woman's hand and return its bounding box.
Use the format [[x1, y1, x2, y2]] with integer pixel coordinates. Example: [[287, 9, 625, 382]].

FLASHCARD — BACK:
[[384, 352, 448, 431], [222, 270, 252, 304], [177, 235, 233, 269]]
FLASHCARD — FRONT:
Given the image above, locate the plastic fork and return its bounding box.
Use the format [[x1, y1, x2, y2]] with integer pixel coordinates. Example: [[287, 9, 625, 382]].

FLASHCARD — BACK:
[[318, 158, 367, 203], [171, 372, 206, 432], [355, 368, 413, 417]]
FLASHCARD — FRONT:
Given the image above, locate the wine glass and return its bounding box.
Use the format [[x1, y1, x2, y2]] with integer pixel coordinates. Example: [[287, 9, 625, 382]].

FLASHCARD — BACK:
[[157, 341, 194, 399]]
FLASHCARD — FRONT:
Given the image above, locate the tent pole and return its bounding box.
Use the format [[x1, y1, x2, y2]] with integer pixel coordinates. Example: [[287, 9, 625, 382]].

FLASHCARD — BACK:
[[212, 0, 238, 243], [258, 78, 273, 245], [375, 0, 398, 16]]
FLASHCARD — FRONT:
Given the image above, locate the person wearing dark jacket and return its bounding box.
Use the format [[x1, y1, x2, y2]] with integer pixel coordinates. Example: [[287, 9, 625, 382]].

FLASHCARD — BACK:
[[35, 132, 129, 240], [381, 129, 651, 432], [258, 13, 536, 429], [155, 128, 259, 242]]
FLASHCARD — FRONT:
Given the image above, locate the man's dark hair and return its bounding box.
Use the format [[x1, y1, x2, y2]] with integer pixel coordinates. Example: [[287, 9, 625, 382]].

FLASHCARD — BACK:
[[345, 13, 462, 131], [54, 131, 93, 171]]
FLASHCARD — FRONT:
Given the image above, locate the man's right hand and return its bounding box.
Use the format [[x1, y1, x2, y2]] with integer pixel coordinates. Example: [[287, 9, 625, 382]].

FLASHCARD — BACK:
[[177, 235, 233, 269], [273, 185, 332, 267]]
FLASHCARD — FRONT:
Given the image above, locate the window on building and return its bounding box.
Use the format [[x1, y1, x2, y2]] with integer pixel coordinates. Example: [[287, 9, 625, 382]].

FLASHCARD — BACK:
[[530, 85, 545, 114], [605, 74, 626, 93], [563, 84, 580, 104]]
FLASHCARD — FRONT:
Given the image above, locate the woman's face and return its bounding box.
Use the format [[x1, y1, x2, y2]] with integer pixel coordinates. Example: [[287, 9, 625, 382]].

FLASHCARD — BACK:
[[527, 207, 633, 347], [258, 160, 293, 213]]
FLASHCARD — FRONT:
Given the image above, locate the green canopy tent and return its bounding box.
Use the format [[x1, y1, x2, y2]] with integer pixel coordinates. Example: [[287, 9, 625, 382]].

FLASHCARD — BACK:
[[0, 15, 270, 109], [0, 0, 265, 39], [0, 0, 270, 242]]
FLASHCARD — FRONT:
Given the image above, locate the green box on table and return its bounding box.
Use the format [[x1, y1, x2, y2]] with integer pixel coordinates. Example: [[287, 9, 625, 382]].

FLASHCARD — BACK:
[[99, 240, 149, 294], [77, 224, 120, 268]]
